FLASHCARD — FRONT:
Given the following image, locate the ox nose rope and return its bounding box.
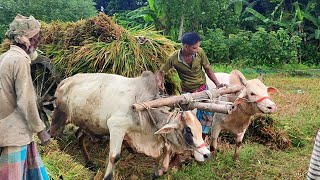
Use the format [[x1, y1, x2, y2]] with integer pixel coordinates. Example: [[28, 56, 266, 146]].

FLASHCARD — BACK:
[[174, 129, 207, 156], [204, 90, 213, 100], [238, 96, 273, 115], [255, 96, 271, 103], [220, 93, 272, 115], [182, 93, 193, 103]]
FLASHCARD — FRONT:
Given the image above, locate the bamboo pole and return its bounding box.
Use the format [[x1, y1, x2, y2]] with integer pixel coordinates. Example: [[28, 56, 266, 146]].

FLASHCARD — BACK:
[[132, 85, 243, 111], [189, 102, 236, 114], [198, 99, 235, 105]]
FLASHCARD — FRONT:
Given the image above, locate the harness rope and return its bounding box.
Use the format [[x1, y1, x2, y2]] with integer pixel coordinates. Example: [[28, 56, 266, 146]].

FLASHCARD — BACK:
[[136, 102, 206, 153], [182, 93, 193, 103], [204, 90, 213, 100], [238, 103, 255, 116], [220, 91, 272, 114]]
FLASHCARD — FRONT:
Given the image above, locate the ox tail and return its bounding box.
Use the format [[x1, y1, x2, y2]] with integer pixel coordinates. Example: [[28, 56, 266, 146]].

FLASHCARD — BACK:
[[307, 130, 320, 179]]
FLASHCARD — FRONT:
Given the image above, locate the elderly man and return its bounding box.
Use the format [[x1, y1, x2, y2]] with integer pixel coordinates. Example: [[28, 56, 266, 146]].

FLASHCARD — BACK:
[[0, 14, 50, 179]]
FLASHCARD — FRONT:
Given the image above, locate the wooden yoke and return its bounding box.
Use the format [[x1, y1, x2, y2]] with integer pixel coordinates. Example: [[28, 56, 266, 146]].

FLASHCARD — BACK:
[[132, 85, 243, 114]]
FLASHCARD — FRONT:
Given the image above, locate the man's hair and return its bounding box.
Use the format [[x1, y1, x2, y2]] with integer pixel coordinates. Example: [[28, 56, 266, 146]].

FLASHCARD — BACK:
[[181, 32, 201, 46]]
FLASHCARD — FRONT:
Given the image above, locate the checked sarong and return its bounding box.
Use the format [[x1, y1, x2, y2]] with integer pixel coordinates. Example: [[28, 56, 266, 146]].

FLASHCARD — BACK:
[[0, 142, 49, 180]]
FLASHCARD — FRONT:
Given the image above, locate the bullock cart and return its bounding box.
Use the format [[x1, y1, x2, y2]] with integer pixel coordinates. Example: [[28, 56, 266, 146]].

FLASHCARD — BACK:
[[30, 55, 61, 128]]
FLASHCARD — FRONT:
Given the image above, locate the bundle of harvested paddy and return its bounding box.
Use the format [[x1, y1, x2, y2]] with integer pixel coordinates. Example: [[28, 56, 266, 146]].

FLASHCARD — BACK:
[[218, 115, 292, 151], [48, 31, 175, 77], [0, 13, 180, 93], [41, 13, 124, 48], [38, 13, 179, 92], [246, 115, 292, 150], [36, 137, 93, 179]]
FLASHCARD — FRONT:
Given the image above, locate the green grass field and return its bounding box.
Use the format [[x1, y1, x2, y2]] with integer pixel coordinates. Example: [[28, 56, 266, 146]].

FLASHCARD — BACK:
[[39, 69, 320, 180]]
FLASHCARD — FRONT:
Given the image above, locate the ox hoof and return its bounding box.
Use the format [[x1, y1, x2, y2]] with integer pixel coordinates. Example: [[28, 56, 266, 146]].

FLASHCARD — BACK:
[[152, 173, 160, 180], [169, 154, 180, 168], [211, 151, 218, 159], [85, 161, 97, 171], [181, 158, 193, 166], [234, 159, 240, 166], [104, 173, 112, 180], [152, 168, 167, 179]]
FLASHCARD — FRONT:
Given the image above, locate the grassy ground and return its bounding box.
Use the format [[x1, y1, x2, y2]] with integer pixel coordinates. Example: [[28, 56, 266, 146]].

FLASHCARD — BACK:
[[40, 69, 320, 180], [164, 71, 320, 179]]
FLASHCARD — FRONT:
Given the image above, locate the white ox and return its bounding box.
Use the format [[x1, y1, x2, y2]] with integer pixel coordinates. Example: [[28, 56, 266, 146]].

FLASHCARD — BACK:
[[49, 71, 210, 180], [206, 70, 277, 163]]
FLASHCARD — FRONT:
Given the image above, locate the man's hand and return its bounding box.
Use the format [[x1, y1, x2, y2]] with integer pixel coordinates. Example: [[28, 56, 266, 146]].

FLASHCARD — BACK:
[[156, 70, 165, 92], [158, 81, 165, 92], [37, 130, 51, 146], [216, 83, 228, 89]]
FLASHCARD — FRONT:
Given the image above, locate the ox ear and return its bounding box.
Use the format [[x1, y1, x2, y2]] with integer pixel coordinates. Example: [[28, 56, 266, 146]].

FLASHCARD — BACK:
[[234, 88, 247, 105], [267, 87, 278, 95], [154, 122, 178, 134], [234, 97, 246, 105]]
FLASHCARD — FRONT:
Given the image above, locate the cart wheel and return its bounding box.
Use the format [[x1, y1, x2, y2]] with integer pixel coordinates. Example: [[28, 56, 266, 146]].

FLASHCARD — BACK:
[[31, 55, 60, 129]]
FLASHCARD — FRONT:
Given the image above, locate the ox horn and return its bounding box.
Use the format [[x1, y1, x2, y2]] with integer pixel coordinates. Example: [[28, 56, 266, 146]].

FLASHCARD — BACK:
[[239, 76, 247, 86], [257, 73, 264, 81]]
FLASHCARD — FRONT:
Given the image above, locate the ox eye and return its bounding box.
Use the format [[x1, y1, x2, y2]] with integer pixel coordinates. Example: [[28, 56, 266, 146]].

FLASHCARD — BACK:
[[183, 127, 193, 136], [250, 92, 256, 96]]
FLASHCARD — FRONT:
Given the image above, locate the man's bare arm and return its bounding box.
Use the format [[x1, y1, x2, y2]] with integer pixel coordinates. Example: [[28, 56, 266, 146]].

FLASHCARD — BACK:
[[203, 64, 228, 88], [204, 64, 220, 86]]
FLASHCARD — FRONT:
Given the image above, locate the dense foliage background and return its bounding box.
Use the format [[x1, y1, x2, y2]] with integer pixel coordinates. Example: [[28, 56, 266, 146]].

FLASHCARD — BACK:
[[1, 0, 319, 67], [1, 1, 319, 179], [0, 0, 97, 42], [107, 0, 320, 67]]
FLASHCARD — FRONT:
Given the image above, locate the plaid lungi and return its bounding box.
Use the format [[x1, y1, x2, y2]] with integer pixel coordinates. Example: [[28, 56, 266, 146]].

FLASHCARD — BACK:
[[0, 142, 49, 180], [182, 84, 213, 135]]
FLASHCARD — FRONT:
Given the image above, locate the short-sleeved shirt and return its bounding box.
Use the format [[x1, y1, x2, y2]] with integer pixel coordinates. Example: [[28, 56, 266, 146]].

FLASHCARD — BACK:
[[161, 47, 210, 91]]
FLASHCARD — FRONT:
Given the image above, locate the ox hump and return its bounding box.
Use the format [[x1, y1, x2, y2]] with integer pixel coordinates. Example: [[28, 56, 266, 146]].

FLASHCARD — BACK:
[[140, 71, 159, 98], [229, 70, 247, 87]]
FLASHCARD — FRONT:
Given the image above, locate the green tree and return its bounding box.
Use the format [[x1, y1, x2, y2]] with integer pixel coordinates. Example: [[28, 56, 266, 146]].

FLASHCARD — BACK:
[[157, 0, 232, 40], [126, 0, 165, 30], [0, 0, 97, 41]]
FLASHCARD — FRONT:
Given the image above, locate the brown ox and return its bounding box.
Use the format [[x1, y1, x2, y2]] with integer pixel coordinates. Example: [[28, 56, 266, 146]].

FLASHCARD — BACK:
[[207, 70, 278, 163], [49, 71, 210, 179]]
